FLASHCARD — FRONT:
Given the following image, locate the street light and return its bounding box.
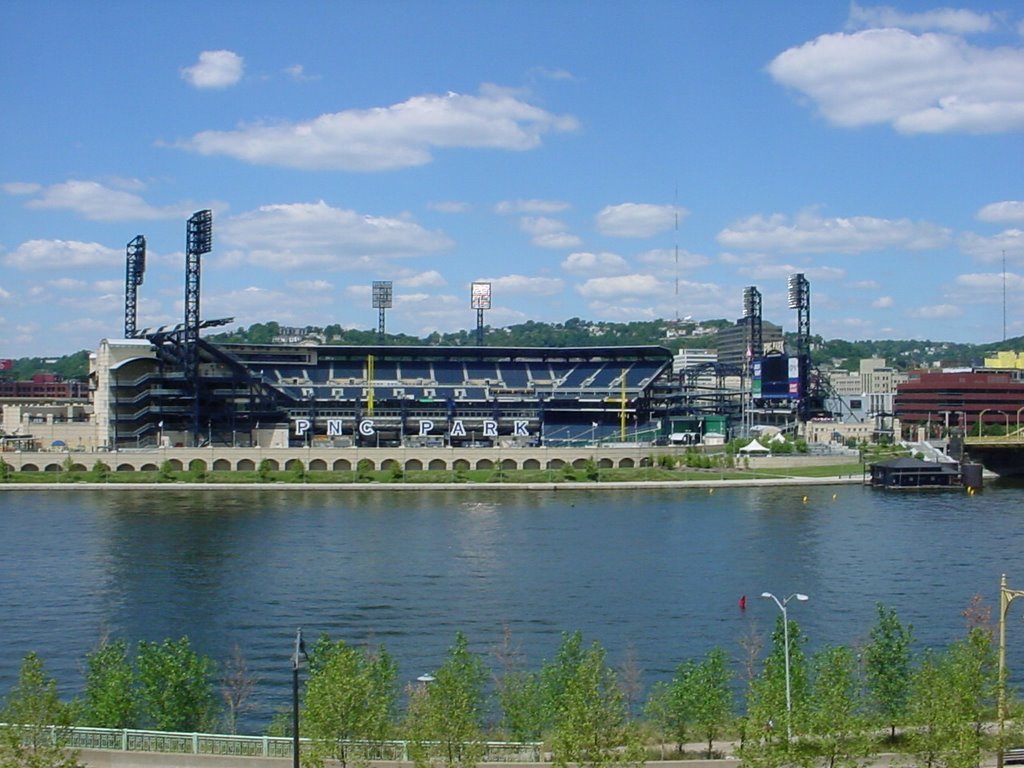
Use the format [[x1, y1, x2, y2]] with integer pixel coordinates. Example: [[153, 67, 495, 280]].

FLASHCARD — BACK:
[[980, 408, 991, 438], [292, 628, 309, 768], [761, 591, 809, 741], [998, 575, 1024, 768]]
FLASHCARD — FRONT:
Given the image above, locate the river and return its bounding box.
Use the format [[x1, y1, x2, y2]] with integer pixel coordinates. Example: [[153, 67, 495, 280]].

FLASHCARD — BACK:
[[1, 480, 1022, 730]]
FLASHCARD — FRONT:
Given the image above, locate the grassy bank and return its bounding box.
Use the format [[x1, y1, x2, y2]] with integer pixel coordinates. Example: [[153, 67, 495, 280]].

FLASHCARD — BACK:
[[0, 462, 867, 485]]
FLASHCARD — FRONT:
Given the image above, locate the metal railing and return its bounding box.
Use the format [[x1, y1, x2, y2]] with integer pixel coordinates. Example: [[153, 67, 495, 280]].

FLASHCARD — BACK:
[[58, 726, 543, 762]]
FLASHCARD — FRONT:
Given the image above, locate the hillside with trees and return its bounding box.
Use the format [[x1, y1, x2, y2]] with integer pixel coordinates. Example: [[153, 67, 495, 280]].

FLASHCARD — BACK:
[[3, 320, 1022, 382]]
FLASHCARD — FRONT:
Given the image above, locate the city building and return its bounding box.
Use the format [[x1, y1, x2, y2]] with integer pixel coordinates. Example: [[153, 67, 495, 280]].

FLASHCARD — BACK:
[[712, 319, 783, 369], [894, 370, 1024, 437]]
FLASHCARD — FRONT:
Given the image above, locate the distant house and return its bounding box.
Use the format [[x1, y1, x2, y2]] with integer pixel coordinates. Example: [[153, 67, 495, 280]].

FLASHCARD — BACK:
[[869, 457, 961, 489]]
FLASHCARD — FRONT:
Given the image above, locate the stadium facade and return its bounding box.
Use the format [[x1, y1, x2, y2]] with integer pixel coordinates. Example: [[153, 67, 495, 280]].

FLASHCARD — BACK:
[[92, 333, 708, 450]]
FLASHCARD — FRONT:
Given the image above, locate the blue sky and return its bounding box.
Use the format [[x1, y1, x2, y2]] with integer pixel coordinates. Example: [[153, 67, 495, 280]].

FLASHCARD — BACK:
[[1, 1, 1022, 358]]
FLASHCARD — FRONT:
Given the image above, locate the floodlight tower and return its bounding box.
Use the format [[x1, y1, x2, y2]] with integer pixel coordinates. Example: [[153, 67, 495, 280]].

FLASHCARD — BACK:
[[742, 286, 762, 361], [372, 281, 393, 342], [185, 210, 213, 443], [787, 273, 810, 358], [471, 282, 491, 346], [124, 235, 146, 338]]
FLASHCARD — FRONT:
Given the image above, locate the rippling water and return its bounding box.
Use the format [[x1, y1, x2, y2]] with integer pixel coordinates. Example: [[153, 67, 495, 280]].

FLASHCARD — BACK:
[[2, 481, 1023, 731]]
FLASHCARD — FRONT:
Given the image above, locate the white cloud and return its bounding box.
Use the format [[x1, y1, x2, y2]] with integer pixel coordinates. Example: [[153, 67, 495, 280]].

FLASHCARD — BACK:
[[738, 263, 846, 282], [906, 303, 962, 319], [576, 274, 664, 299], [178, 84, 579, 171], [595, 203, 681, 238], [872, 295, 894, 308], [397, 270, 447, 288], [959, 228, 1024, 262], [428, 201, 471, 214], [181, 50, 245, 89], [977, 200, 1024, 223], [518, 216, 581, 248], [955, 271, 1024, 292], [287, 279, 333, 292], [495, 199, 571, 214], [3, 240, 120, 271], [17, 180, 197, 221], [768, 28, 1024, 134], [283, 64, 318, 81], [562, 251, 629, 276], [476, 274, 564, 295], [718, 210, 950, 253], [532, 232, 583, 249], [219, 200, 453, 269], [846, 2, 995, 34], [3, 182, 41, 195], [636, 247, 710, 270]]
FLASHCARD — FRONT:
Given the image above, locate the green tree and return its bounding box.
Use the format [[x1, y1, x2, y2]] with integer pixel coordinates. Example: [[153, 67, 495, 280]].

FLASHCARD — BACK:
[[303, 638, 397, 768], [540, 631, 586, 729], [740, 615, 808, 768], [493, 626, 544, 741], [549, 641, 643, 768], [906, 648, 967, 768], [802, 645, 870, 768], [0, 652, 81, 768], [863, 602, 914, 739], [81, 638, 137, 728], [136, 637, 216, 732], [257, 459, 273, 481], [405, 633, 487, 768], [688, 647, 733, 758]]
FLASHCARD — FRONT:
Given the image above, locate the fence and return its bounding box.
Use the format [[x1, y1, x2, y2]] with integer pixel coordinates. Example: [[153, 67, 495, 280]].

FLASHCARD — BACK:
[[50, 726, 543, 763]]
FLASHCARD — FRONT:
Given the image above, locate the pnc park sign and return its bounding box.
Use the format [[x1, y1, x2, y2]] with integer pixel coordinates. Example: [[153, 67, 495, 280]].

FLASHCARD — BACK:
[[293, 418, 533, 438]]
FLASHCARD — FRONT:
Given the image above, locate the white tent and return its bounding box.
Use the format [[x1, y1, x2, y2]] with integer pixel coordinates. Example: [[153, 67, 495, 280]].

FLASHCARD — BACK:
[[739, 439, 770, 454]]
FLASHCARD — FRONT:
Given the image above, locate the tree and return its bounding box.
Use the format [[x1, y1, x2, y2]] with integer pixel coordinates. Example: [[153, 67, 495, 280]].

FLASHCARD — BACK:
[[739, 615, 808, 768], [863, 602, 914, 739], [405, 633, 487, 768], [688, 647, 733, 758], [0, 652, 82, 768], [803, 645, 871, 768], [302, 637, 397, 768], [549, 641, 643, 768], [81, 637, 137, 728], [493, 626, 544, 741], [136, 637, 216, 732], [220, 644, 258, 735]]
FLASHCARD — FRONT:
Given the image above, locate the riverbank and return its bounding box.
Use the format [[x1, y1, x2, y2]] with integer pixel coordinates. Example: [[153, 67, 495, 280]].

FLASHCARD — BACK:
[[0, 474, 867, 491]]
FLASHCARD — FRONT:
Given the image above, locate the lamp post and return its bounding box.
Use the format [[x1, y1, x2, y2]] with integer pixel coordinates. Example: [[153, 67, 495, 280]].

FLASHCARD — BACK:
[[997, 410, 1010, 436], [998, 575, 1024, 768], [980, 409, 991, 438], [1016, 406, 1024, 438], [292, 628, 308, 768], [761, 591, 809, 741]]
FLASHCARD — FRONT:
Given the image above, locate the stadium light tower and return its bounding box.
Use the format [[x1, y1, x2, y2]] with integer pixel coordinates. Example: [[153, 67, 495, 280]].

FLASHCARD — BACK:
[[742, 286, 762, 361], [787, 273, 810, 355], [185, 210, 213, 444], [470, 282, 491, 346], [124, 235, 146, 338], [372, 281, 393, 342]]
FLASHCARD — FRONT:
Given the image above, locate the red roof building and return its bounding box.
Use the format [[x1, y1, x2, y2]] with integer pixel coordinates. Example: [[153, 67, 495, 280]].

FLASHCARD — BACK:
[[894, 370, 1024, 433]]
